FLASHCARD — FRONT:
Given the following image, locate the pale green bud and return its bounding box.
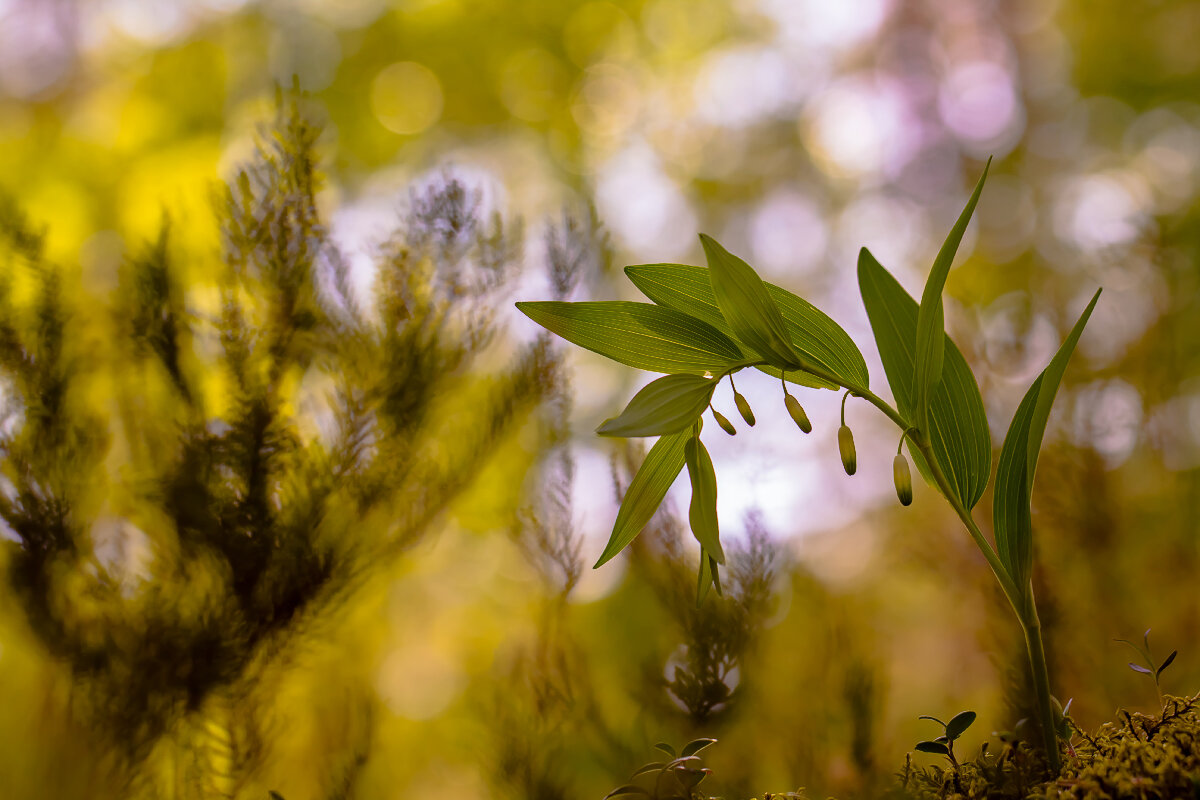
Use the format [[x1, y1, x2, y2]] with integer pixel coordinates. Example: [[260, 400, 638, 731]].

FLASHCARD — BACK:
[[893, 453, 912, 506], [733, 391, 755, 426], [712, 409, 736, 436], [838, 425, 856, 475], [784, 394, 811, 433]]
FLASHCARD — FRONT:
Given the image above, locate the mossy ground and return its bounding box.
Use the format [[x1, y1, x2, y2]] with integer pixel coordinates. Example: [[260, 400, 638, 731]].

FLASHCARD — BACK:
[[898, 693, 1200, 800]]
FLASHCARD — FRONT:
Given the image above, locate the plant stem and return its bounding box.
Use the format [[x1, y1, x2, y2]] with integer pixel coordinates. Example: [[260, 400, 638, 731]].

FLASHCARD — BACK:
[[1021, 593, 1062, 773], [788, 363, 1060, 774]]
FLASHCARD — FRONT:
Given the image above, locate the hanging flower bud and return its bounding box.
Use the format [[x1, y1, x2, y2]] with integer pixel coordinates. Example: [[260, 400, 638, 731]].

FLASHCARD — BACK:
[[784, 394, 812, 433], [733, 391, 755, 426], [838, 424, 856, 475], [712, 409, 736, 436], [893, 453, 912, 506]]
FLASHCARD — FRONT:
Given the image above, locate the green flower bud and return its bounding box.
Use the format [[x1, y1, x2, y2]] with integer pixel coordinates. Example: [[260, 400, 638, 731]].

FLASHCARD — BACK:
[[733, 391, 755, 426], [784, 394, 812, 433], [712, 409, 736, 436], [893, 453, 913, 506], [838, 425, 856, 475]]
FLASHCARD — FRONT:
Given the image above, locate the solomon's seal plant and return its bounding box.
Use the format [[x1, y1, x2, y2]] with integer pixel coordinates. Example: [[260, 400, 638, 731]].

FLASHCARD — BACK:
[[517, 158, 1100, 774]]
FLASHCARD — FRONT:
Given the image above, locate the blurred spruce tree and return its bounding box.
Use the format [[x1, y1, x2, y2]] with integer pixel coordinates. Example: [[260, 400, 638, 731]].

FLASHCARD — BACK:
[[0, 92, 560, 797]]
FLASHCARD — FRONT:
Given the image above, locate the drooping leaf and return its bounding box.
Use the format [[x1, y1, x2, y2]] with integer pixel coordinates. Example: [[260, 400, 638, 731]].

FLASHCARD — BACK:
[[858, 249, 991, 510], [913, 158, 991, 434], [994, 290, 1100, 589], [625, 263, 868, 390], [596, 374, 717, 438], [946, 710, 977, 740], [699, 234, 802, 370], [594, 428, 692, 568], [685, 436, 724, 564], [1129, 663, 1153, 675], [918, 715, 947, 727], [915, 741, 951, 756], [516, 301, 745, 375], [681, 738, 717, 758]]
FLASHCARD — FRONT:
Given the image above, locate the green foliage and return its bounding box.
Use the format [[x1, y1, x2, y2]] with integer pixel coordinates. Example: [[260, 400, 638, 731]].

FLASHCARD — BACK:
[[604, 738, 717, 800], [519, 167, 1102, 776], [1116, 629, 1179, 708], [914, 710, 977, 766]]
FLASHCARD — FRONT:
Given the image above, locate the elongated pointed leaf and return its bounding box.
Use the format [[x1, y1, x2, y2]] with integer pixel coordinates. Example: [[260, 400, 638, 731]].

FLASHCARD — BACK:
[[681, 738, 717, 758], [914, 159, 991, 433], [625, 263, 868, 390], [994, 290, 1100, 589], [516, 301, 745, 375], [858, 249, 991, 510], [685, 436, 724, 564], [594, 428, 693, 567], [946, 710, 977, 740], [597, 374, 717, 438], [1157, 650, 1177, 678], [699, 234, 802, 370]]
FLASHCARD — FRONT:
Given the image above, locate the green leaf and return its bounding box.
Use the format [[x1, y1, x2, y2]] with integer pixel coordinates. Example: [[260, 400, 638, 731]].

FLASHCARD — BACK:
[[625, 263, 868, 390], [515, 301, 745, 375], [594, 428, 692, 568], [685, 436, 724, 564], [858, 249, 991, 510], [631, 762, 668, 777], [946, 710, 977, 740], [654, 742, 677, 758], [914, 741, 950, 756], [1157, 650, 1177, 679], [993, 290, 1100, 589], [699, 234, 803, 370], [596, 374, 717, 438], [681, 738, 717, 758], [604, 785, 651, 799], [913, 158, 991, 434]]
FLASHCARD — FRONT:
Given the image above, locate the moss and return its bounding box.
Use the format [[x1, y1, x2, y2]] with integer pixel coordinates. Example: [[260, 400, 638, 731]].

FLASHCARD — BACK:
[[900, 693, 1200, 800]]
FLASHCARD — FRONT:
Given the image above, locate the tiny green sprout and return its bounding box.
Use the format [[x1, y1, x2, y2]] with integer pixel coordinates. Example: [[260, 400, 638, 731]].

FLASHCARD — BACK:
[[605, 739, 717, 800], [1116, 628, 1178, 709], [730, 376, 755, 426], [711, 406, 736, 436], [915, 710, 976, 768]]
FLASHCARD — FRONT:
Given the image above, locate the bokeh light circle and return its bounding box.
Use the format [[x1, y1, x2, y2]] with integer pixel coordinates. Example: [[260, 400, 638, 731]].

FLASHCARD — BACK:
[[370, 61, 444, 135]]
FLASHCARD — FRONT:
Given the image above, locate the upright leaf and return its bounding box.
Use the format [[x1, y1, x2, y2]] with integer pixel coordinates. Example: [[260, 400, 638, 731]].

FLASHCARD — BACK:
[[994, 290, 1101, 589], [516, 301, 745, 375], [594, 428, 693, 568], [625, 263, 868, 390], [699, 234, 802, 370], [913, 158, 991, 435], [597, 374, 717, 438], [685, 436, 724, 563], [858, 249, 991, 510]]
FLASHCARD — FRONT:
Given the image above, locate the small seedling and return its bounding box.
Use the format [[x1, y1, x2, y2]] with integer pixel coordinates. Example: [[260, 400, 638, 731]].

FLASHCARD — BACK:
[[605, 738, 717, 800], [1116, 628, 1177, 709], [915, 710, 976, 767]]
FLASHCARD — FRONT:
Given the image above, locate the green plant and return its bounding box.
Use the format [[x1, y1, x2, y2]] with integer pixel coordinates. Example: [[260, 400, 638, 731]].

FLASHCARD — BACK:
[[1116, 628, 1178, 709], [914, 710, 977, 767], [517, 159, 1099, 774], [604, 738, 718, 800]]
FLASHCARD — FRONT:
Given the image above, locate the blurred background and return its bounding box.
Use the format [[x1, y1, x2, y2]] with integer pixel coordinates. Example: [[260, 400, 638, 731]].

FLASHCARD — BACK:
[[0, 0, 1197, 798]]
